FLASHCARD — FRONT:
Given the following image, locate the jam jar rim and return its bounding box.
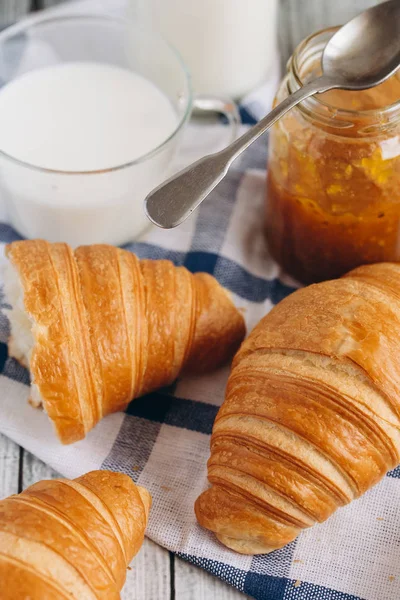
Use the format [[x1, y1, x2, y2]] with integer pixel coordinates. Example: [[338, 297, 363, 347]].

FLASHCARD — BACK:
[[288, 26, 400, 128]]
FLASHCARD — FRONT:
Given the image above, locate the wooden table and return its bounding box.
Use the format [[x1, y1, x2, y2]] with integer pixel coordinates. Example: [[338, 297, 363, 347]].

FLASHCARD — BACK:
[[0, 1, 381, 598]]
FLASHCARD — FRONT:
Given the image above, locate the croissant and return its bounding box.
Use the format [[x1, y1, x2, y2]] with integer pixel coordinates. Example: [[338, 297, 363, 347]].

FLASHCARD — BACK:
[[3, 240, 245, 444], [196, 262, 400, 554], [0, 469, 151, 599]]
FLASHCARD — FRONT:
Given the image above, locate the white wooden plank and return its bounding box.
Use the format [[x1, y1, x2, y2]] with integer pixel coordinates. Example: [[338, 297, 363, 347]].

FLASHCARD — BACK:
[[21, 447, 59, 487], [122, 538, 171, 600], [40, 0, 67, 7], [175, 555, 251, 600], [0, 1, 31, 27], [0, 433, 19, 498]]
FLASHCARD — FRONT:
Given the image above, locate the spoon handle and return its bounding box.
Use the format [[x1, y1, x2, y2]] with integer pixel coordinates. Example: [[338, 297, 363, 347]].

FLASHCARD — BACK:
[[145, 75, 334, 229]]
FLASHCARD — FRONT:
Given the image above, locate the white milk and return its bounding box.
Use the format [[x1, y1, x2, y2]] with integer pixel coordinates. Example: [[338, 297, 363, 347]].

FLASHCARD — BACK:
[[131, 0, 278, 99], [0, 62, 179, 245]]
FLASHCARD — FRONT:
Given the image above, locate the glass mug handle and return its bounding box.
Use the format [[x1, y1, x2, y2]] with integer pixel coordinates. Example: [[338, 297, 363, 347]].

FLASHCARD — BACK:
[[192, 94, 241, 145]]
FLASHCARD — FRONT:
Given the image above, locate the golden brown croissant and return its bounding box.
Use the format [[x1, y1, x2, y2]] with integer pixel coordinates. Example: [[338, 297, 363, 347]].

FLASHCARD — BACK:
[[0, 470, 151, 599], [195, 262, 400, 554], [3, 240, 245, 444]]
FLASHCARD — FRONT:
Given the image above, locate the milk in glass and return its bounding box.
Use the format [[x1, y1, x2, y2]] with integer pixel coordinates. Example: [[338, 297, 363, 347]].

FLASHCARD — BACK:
[[0, 62, 178, 245]]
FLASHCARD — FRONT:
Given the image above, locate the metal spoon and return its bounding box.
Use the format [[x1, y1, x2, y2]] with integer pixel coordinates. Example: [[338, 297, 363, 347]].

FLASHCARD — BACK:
[[145, 0, 400, 229]]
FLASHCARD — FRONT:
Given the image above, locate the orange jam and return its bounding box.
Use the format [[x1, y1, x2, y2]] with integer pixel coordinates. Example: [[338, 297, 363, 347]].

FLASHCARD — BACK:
[[265, 28, 400, 284]]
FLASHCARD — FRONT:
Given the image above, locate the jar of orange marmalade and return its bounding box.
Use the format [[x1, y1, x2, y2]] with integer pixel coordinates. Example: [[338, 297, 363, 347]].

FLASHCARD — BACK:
[[266, 27, 400, 284]]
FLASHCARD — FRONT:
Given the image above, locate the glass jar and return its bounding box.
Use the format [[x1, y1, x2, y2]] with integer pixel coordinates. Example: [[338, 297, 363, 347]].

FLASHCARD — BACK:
[[265, 27, 400, 284]]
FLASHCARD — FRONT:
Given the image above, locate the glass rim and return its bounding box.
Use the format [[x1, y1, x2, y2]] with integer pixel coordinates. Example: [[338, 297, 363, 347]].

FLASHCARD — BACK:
[[0, 12, 193, 176], [291, 25, 400, 119]]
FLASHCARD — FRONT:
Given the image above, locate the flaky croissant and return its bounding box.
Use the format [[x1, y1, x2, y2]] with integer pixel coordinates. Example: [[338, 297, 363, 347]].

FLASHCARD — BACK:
[[0, 470, 150, 599], [196, 262, 400, 554], [3, 240, 245, 444]]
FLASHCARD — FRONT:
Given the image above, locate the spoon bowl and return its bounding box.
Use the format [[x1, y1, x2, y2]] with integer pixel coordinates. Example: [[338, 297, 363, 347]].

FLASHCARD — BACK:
[[322, 0, 400, 90], [145, 0, 400, 229]]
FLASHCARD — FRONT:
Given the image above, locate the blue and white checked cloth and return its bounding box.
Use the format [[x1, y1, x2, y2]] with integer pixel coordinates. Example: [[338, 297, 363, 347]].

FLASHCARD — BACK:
[[1, 136, 400, 600], [1, 2, 400, 600]]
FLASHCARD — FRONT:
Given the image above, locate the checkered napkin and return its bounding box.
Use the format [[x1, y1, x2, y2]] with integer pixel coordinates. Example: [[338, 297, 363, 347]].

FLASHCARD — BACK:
[[1, 131, 400, 599], [1, 3, 400, 600]]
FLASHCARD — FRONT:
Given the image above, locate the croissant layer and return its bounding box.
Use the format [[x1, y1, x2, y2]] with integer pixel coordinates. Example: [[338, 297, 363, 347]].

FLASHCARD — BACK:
[[196, 263, 400, 554], [4, 240, 245, 443], [0, 470, 151, 599]]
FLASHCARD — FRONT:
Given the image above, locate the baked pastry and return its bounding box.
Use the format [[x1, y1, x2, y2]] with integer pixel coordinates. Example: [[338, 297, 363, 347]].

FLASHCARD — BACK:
[[3, 240, 245, 444], [0, 470, 150, 599], [196, 263, 400, 554]]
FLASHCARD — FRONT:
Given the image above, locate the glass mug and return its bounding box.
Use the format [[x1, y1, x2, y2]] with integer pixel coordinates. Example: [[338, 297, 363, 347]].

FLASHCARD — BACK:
[[0, 13, 239, 246], [130, 0, 279, 99], [128, 0, 278, 98]]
